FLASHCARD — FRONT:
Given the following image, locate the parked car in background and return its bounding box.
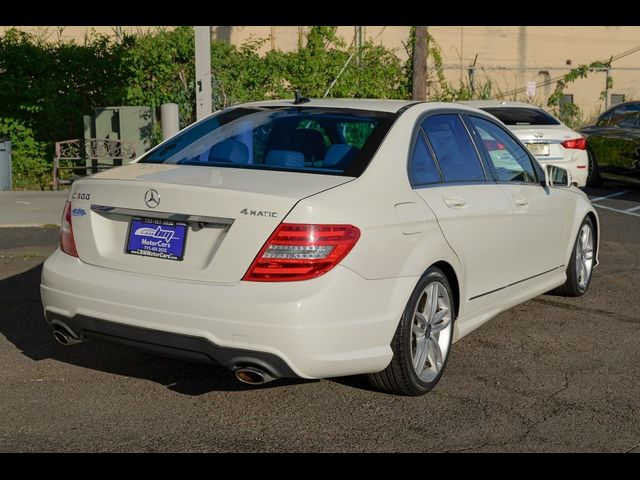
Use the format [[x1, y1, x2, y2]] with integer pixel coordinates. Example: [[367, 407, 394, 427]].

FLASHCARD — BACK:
[[41, 99, 599, 396], [579, 101, 640, 186], [463, 101, 588, 187]]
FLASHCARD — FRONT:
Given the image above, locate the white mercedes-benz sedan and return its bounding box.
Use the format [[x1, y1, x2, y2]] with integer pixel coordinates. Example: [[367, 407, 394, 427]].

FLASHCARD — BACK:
[[463, 101, 589, 187], [41, 99, 599, 396]]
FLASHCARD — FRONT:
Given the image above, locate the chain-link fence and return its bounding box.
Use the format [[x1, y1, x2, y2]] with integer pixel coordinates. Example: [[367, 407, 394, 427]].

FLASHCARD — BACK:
[[434, 64, 640, 128]]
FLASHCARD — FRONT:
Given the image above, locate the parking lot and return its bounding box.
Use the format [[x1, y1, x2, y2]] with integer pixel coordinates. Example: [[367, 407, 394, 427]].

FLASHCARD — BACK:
[[1, 183, 639, 452]]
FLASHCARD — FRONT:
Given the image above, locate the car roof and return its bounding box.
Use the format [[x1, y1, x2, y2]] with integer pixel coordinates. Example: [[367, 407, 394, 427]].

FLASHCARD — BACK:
[[233, 99, 496, 117], [459, 100, 546, 110], [603, 100, 640, 112], [240, 98, 419, 113]]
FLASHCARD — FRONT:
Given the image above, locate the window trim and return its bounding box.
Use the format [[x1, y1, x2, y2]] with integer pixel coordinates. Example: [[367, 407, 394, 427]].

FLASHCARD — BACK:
[[415, 111, 490, 185], [407, 128, 443, 188]]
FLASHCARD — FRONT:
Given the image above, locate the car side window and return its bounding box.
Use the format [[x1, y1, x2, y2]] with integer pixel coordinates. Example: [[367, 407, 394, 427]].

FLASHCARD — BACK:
[[468, 116, 538, 184], [597, 111, 613, 127], [616, 112, 640, 129], [421, 114, 486, 183], [409, 132, 441, 186], [609, 107, 628, 126]]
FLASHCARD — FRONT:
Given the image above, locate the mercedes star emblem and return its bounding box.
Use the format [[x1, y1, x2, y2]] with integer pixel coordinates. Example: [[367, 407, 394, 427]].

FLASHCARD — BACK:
[[144, 189, 160, 208]]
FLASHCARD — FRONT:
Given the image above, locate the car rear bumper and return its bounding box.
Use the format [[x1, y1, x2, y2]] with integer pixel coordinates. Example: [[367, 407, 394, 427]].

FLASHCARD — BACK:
[[41, 249, 416, 379], [535, 150, 588, 187]]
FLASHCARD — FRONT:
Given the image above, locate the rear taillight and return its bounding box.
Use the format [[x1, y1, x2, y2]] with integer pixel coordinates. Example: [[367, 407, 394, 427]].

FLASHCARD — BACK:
[[243, 223, 360, 282], [561, 137, 586, 150], [60, 201, 78, 257]]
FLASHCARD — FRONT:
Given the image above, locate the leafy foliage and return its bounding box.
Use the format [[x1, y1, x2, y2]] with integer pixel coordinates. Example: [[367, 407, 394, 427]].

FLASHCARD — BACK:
[[547, 60, 613, 128], [0, 26, 412, 188], [0, 118, 49, 189]]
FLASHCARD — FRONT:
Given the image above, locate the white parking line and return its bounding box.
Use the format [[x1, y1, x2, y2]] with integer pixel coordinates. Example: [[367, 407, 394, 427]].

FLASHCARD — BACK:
[[589, 190, 630, 203], [592, 203, 640, 218], [625, 205, 640, 212]]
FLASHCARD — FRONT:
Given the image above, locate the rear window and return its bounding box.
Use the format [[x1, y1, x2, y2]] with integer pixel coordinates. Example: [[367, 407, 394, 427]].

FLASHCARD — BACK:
[[482, 107, 560, 126], [139, 106, 395, 177]]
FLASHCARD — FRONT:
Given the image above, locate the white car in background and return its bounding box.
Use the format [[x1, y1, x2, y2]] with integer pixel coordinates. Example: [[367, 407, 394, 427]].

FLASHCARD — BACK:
[[41, 99, 599, 396], [463, 101, 589, 187]]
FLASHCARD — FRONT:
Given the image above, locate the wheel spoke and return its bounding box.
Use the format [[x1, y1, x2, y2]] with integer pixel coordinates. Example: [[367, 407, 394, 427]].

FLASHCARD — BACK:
[[578, 262, 585, 284], [425, 283, 438, 320], [427, 336, 443, 370], [583, 247, 594, 260], [582, 259, 591, 280], [430, 309, 451, 334], [414, 311, 428, 336], [413, 336, 429, 373], [580, 227, 589, 249]]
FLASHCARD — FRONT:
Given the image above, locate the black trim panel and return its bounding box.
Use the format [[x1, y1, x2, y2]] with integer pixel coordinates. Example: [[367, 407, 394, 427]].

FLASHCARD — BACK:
[[45, 312, 299, 379], [469, 265, 564, 301]]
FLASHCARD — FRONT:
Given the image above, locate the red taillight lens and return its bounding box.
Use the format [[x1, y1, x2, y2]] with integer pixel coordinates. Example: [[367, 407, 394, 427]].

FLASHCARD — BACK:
[[60, 201, 78, 257], [243, 223, 361, 282], [561, 137, 586, 150]]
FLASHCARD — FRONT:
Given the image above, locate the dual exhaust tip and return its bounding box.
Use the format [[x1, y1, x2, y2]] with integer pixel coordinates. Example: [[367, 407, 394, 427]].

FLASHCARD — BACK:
[[52, 324, 276, 386]]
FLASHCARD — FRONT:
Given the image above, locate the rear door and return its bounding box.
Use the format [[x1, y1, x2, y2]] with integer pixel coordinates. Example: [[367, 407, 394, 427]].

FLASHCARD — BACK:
[[410, 113, 513, 314], [466, 115, 571, 293]]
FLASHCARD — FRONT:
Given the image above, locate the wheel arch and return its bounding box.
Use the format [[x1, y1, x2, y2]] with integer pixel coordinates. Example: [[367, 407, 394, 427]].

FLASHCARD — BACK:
[[431, 260, 460, 320]]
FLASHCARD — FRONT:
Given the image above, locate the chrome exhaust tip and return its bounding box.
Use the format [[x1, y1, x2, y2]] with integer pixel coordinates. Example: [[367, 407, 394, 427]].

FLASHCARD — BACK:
[[234, 366, 275, 385], [52, 325, 82, 346]]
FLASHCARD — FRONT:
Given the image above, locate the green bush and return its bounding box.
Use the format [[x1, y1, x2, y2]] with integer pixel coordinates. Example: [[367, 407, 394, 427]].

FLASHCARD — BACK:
[[0, 118, 49, 189]]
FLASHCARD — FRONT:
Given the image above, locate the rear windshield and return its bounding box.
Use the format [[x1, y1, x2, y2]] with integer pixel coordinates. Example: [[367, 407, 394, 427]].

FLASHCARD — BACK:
[[482, 107, 560, 126], [139, 106, 396, 177]]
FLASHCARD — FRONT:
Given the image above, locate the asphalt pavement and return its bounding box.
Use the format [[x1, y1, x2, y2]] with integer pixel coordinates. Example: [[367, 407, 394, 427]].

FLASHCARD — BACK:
[[0, 191, 68, 227], [0, 184, 638, 452]]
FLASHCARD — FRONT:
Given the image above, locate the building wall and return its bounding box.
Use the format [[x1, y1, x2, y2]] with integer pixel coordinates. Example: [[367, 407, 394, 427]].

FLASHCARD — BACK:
[[3, 25, 639, 119]]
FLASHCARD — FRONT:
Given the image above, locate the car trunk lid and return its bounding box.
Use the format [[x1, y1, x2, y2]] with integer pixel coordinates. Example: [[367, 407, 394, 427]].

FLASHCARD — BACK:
[[68, 163, 352, 283]]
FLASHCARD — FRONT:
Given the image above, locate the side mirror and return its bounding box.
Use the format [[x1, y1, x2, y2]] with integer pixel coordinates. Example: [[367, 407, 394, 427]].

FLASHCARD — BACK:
[[543, 164, 572, 188]]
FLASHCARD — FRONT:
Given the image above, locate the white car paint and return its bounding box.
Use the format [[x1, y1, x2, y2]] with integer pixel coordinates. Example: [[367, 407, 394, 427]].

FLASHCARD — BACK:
[[41, 99, 599, 389], [463, 100, 589, 187]]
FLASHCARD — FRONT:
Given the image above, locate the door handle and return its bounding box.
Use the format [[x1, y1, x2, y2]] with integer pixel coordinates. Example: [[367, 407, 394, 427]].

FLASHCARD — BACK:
[[443, 197, 466, 208], [513, 195, 529, 207]]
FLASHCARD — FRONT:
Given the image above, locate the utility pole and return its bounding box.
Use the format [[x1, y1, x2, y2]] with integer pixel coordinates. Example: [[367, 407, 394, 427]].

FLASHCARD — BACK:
[[194, 26, 212, 120], [412, 26, 429, 101]]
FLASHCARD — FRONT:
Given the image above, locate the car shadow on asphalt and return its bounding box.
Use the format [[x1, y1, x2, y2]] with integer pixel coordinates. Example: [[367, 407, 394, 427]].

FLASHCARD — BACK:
[[0, 263, 311, 396]]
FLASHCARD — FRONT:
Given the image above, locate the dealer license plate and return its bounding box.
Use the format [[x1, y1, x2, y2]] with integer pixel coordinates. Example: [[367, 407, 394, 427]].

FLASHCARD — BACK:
[[126, 217, 187, 261]]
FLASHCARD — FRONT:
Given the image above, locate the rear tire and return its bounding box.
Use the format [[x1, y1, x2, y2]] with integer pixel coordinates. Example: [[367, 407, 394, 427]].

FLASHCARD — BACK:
[[368, 267, 455, 396], [586, 148, 602, 187], [554, 216, 595, 297]]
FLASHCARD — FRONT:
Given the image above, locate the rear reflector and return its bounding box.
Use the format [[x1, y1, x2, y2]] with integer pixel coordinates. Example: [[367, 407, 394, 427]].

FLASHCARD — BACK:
[[561, 137, 586, 150], [60, 201, 78, 257], [243, 223, 360, 282]]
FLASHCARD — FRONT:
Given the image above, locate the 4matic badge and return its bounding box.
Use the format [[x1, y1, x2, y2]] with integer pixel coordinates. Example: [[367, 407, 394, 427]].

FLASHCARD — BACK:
[[240, 208, 278, 218]]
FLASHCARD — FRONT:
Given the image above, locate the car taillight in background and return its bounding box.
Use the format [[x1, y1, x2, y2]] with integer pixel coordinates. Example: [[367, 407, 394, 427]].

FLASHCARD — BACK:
[[60, 201, 78, 257], [561, 138, 586, 150], [243, 223, 360, 282]]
